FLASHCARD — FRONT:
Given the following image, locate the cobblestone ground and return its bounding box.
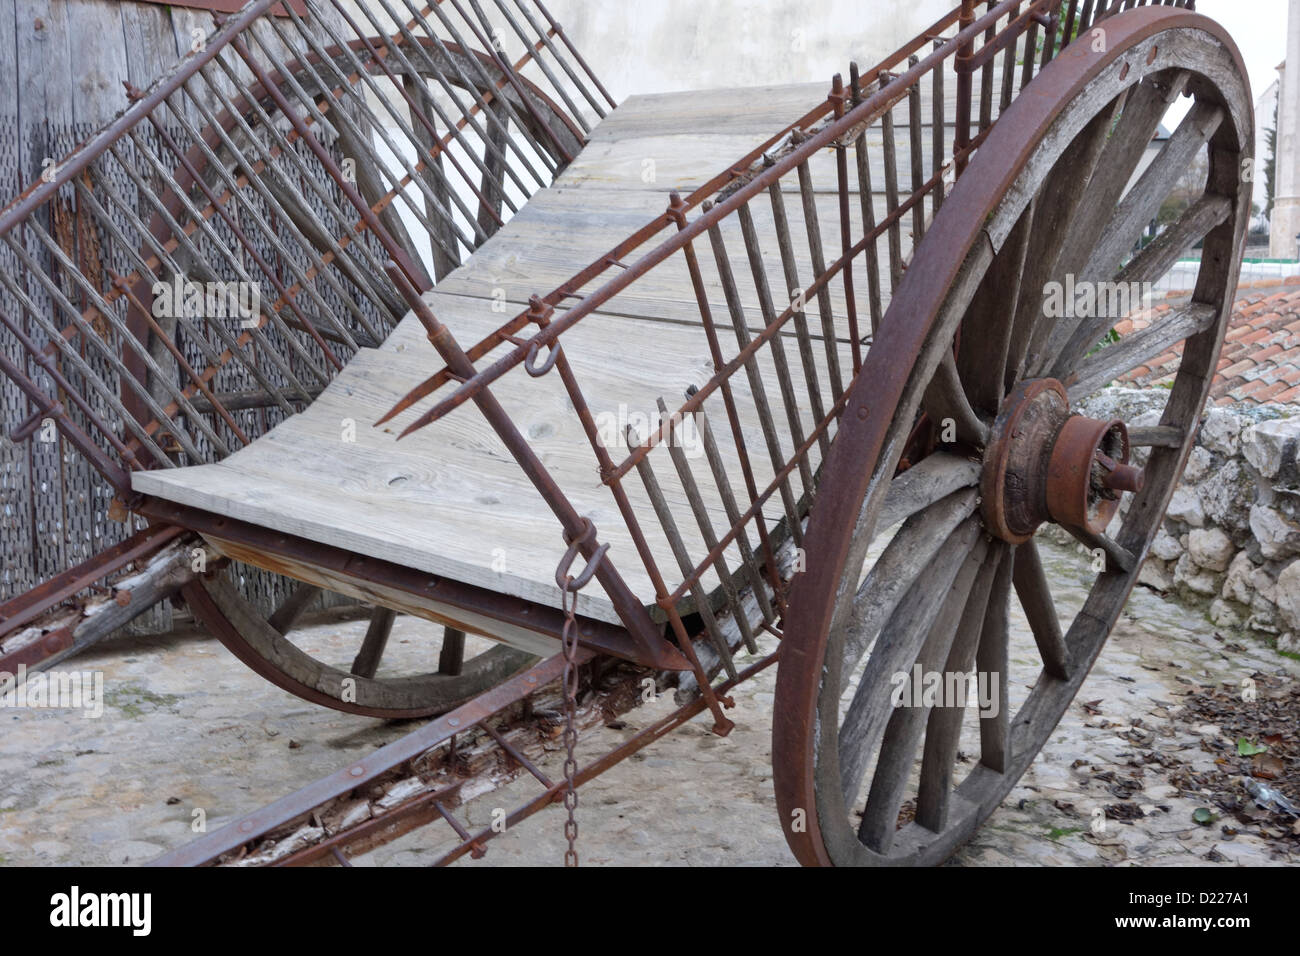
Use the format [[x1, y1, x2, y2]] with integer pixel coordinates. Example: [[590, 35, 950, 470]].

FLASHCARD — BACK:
[[1, 539, 1296, 867]]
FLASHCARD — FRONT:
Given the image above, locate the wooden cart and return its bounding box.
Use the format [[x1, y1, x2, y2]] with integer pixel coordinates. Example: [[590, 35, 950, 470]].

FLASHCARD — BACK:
[[0, 0, 1252, 866]]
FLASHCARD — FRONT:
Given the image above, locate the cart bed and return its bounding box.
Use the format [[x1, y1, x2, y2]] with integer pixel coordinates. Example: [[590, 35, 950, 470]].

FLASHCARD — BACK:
[[133, 81, 921, 622]]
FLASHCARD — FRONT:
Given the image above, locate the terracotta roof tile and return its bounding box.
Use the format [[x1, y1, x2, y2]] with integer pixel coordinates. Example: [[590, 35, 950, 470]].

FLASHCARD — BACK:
[[1103, 281, 1300, 407], [1255, 381, 1290, 402]]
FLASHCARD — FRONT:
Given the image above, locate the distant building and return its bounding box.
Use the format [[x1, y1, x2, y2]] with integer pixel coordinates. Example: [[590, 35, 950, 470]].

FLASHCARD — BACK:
[[1269, 0, 1300, 258]]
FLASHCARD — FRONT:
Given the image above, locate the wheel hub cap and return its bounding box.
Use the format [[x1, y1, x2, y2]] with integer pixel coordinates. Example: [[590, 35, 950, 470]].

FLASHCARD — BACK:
[[980, 379, 1145, 543]]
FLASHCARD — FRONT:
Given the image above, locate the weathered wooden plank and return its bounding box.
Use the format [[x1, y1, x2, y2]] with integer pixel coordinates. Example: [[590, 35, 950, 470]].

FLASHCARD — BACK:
[[436, 184, 899, 333], [1065, 302, 1217, 401]]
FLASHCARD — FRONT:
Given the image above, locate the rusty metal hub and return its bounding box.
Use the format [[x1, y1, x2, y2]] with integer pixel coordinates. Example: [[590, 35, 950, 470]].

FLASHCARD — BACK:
[[981, 379, 1144, 542]]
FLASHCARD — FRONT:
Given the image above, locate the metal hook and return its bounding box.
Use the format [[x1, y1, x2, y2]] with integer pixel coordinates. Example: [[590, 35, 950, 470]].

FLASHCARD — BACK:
[[555, 519, 609, 593], [524, 338, 560, 377]]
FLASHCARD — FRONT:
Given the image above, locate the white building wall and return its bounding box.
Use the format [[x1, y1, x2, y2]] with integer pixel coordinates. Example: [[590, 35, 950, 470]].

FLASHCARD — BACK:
[[537, 0, 958, 99]]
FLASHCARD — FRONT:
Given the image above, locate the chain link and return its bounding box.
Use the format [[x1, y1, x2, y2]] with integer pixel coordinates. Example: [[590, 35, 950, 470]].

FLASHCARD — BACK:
[[559, 580, 580, 867]]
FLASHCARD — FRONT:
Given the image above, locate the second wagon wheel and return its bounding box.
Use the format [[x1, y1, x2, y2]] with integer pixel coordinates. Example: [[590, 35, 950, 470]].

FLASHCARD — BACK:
[[180, 568, 537, 719], [773, 7, 1252, 866], [131, 29, 583, 720]]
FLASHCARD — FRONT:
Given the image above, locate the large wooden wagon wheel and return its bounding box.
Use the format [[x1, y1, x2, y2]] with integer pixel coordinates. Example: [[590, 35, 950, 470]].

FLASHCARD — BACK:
[[773, 8, 1252, 866], [181, 574, 536, 719]]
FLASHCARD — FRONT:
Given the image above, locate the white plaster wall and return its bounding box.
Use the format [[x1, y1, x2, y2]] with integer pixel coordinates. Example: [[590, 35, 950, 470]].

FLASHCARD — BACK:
[[535, 0, 958, 99]]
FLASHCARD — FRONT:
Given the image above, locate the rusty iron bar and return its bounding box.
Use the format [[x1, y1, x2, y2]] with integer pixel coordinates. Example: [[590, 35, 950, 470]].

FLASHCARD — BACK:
[[369, 0, 547, 194], [659, 398, 761, 656], [688, 393, 778, 627], [266, 646, 774, 868], [532, 0, 617, 110], [446, 0, 574, 162], [146, 91, 373, 352], [163, 85, 386, 342], [767, 178, 832, 444], [191, 56, 415, 321], [243, 16, 483, 256], [703, 208, 806, 549], [427, 649, 777, 867], [0, 525, 185, 638], [666, 388, 853, 607], [380, 0, 1011, 420], [505, 0, 608, 119], [734, 204, 816, 498], [314, 0, 525, 218], [8, 214, 237, 456], [611, 157, 956, 485], [625, 425, 739, 681], [149, 651, 587, 866], [0, 236, 190, 467], [488, 0, 593, 134], [0, 312, 141, 489], [830, 75, 864, 373], [397, 0, 1029, 434], [0, 0, 602, 501], [371, 261, 678, 669], [848, 64, 886, 336], [282, 2, 500, 239], [416, 0, 562, 175], [110, 130, 333, 390], [665, 193, 788, 610]]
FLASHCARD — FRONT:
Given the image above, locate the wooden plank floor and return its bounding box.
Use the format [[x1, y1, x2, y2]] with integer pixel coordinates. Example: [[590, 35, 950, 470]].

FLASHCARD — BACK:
[[136, 290, 854, 626], [135, 78, 961, 630]]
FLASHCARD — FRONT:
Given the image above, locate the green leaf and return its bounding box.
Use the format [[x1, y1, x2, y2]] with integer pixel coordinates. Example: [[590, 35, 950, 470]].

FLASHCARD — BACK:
[[1192, 808, 1217, 825], [1237, 737, 1268, 757]]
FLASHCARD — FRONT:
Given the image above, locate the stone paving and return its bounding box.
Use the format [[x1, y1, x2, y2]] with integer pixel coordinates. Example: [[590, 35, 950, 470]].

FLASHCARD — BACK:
[[1, 539, 1296, 867]]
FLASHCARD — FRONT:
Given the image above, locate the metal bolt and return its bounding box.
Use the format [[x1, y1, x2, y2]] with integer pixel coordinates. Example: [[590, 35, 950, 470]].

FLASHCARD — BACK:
[[1101, 461, 1144, 493]]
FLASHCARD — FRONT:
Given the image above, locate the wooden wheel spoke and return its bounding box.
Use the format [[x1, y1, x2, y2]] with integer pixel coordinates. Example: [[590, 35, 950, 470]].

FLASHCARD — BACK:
[[439, 626, 467, 676], [857, 538, 990, 853], [1066, 302, 1218, 400], [1052, 72, 1190, 282], [1030, 73, 1190, 375], [915, 542, 1007, 833], [975, 549, 1013, 774], [771, 23, 1250, 866], [350, 607, 396, 679], [1128, 425, 1185, 448], [1063, 524, 1137, 574], [878, 451, 982, 531], [839, 489, 980, 692], [1115, 194, 1234, 287], [1011, 539, 1070, 680], [1082, 102, 1225, 283], [267, 582, 322, 636], [1052, 194, 1233, 375], [837, 516, 983, 801], [959, 199, 1035, 415], [922, 352, 990, 444], [1011, 95, 1127, 383]]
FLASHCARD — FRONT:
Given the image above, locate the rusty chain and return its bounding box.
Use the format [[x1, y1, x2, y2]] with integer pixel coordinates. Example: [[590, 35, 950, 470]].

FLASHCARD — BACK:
[[559, 580, 580, 867], [553, 518, 609, 867]]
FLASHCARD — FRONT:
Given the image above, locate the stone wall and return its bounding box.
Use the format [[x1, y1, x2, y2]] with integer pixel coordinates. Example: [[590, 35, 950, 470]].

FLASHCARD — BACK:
[[1073, 389, 1300, 655]]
